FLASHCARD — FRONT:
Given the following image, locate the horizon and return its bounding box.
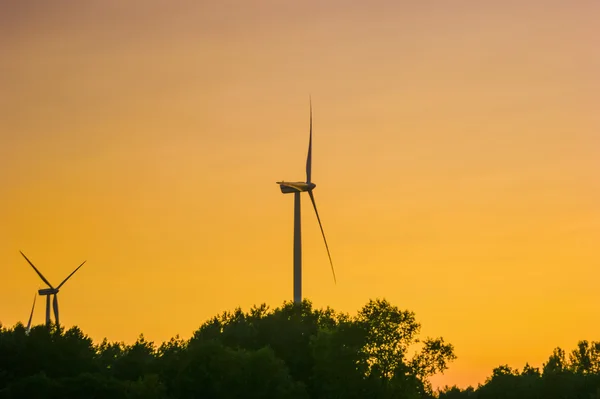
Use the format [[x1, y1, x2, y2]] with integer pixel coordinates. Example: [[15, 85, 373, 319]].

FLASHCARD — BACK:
[[1, 296, 592, 390], [1, 1, 599, 389]]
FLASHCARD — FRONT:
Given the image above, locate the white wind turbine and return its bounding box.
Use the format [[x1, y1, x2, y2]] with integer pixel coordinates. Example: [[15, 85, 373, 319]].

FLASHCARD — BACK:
[[20, 251, 86, 327], [276, 98, 336, 303]]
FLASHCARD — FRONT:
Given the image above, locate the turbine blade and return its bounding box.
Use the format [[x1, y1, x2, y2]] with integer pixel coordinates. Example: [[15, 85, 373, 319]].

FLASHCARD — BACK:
[[20, 251, 54, 289], [26, 293, 37, 333], [306, 96, 313, 183], [56, 260, 86, 289], [53, 294, 59, 326], [308, 190, 336, 284]]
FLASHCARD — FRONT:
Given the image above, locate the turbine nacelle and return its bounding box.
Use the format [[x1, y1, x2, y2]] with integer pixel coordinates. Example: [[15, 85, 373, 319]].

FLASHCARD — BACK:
[[38, 288, 58, 295], [277, 181, 316, 194]]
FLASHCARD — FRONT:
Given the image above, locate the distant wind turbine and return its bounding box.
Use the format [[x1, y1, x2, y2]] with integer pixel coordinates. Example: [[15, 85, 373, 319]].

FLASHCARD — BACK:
[[276, 97, 336, 303], [20, 251, 86, 327]]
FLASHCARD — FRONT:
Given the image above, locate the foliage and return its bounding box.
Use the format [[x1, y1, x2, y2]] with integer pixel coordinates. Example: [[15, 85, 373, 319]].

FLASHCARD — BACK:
[[6, 299, 600, 398], [438, 342, 600, 399], [0, 299, 455, 398]]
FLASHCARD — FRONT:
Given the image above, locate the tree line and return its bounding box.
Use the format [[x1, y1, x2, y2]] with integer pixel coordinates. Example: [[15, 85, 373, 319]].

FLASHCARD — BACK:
[[0, 299, 598, 398], [439, 340, 600, 399]]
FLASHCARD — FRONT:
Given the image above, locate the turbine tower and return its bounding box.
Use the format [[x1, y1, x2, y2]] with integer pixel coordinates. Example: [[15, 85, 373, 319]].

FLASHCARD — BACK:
[[20, 251, 86, 327], [276, 97, 336, 303]]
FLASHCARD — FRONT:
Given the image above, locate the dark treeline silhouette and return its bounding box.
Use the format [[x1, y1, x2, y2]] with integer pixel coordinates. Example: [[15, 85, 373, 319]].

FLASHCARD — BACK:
[[439, 340, 600, 399], [0, 299, 454, 398], [0, 299, 597, 398]]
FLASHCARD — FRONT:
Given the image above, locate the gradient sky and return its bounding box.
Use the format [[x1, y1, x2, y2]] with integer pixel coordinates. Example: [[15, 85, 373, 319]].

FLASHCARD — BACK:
[[1, 0, 599, 389]]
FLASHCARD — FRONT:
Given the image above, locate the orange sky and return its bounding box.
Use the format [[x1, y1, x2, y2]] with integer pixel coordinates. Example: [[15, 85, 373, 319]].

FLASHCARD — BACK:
[[1, 0, 599, 389]]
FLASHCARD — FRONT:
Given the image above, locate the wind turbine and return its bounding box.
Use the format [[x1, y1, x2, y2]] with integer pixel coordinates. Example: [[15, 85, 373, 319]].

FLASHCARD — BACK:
[[26, 292, 37, 335], [20, 251, 86, 327], [276, 97, 336, 303]]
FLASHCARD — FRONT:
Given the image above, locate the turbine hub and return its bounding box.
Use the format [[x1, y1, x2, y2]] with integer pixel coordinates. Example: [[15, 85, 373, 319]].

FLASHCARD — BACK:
[[308, 182, 316, 190]]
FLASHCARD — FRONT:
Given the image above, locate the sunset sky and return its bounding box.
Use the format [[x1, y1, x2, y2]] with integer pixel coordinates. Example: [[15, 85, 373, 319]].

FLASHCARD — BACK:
[[1, 0, 599, 388]]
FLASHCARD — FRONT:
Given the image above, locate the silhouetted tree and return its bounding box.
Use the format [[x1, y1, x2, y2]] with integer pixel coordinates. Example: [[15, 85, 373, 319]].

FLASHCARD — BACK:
[[174, 339, 306, 399], [438, 385, 476, 399], [111, 334, 156, 381], [32, 299, 600, 398], [569, 340, 600, 374], [436, 341, 600, 399]]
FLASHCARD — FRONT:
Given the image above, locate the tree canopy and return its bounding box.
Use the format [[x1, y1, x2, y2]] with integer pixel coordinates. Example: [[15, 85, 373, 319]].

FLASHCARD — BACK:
[[2, 299, 598, 398], [438, 340, 600, 399], [0, 299, 454, 399]]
